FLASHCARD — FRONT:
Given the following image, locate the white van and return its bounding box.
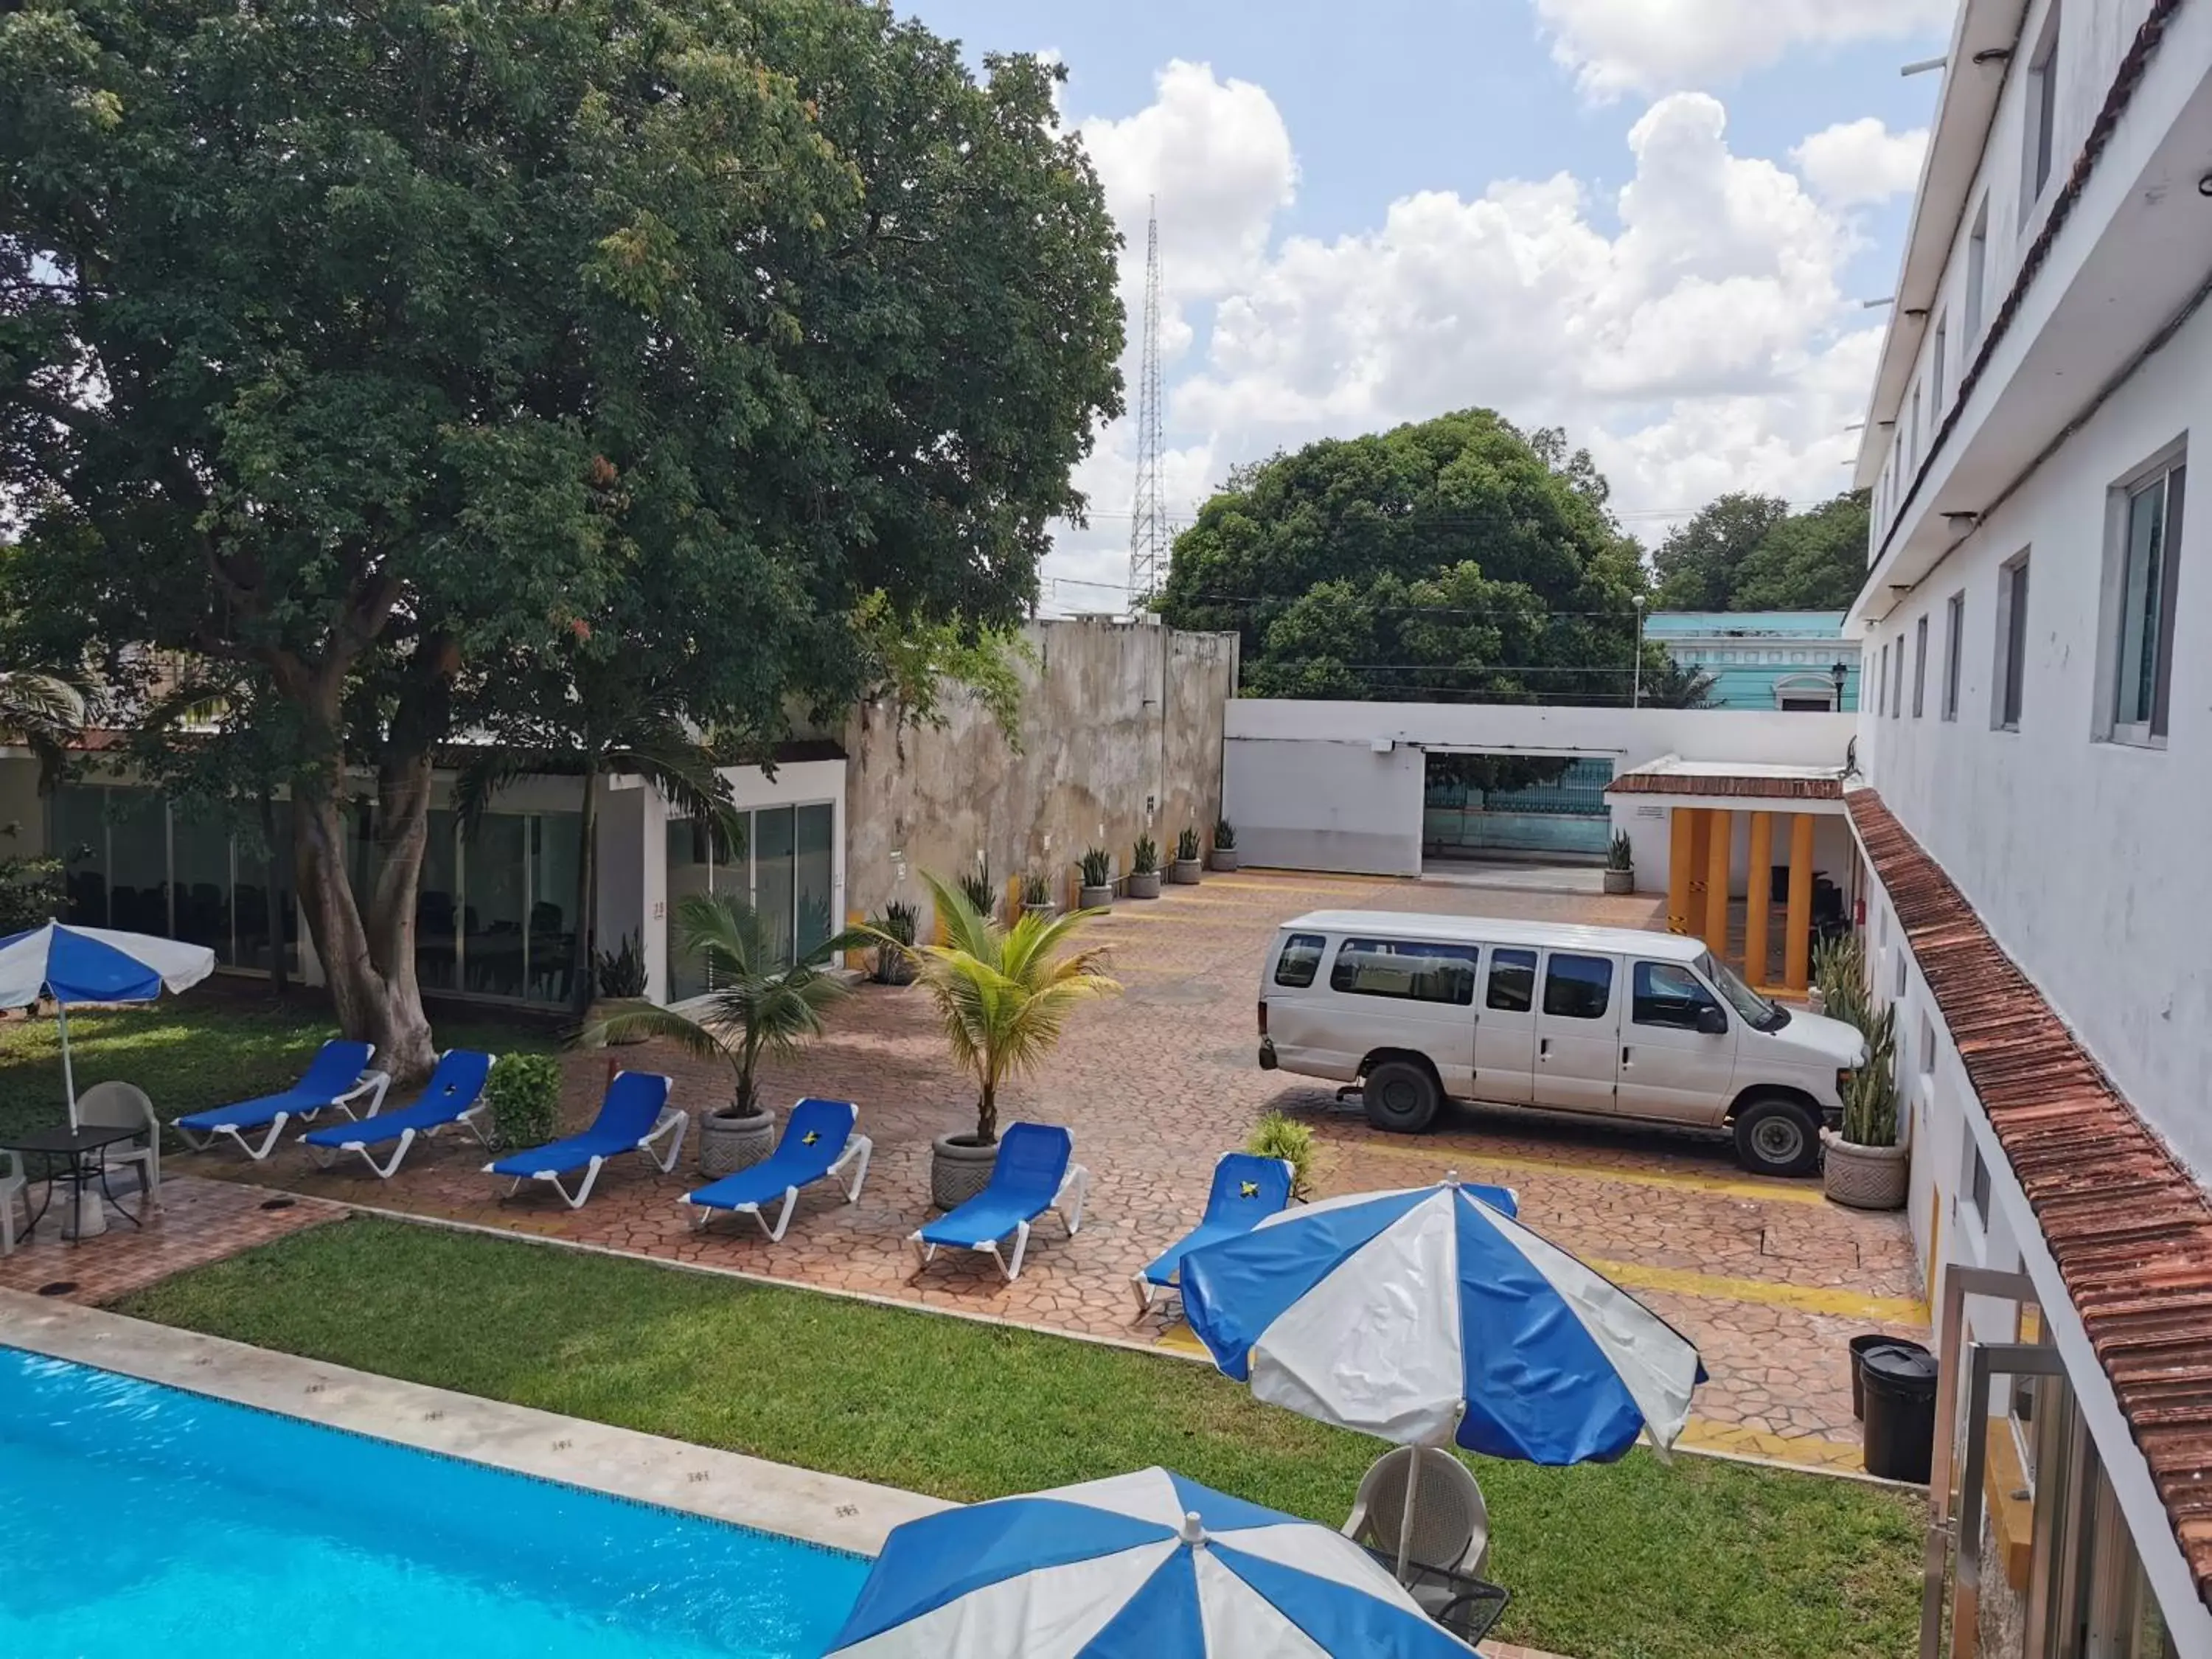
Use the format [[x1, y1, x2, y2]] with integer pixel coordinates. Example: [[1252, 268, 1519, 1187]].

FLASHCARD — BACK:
[[1256, 911, 1867, 1177]]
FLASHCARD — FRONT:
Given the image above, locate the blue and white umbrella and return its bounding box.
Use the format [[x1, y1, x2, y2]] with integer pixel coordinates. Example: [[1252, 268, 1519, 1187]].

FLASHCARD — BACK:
[[824, 1466, 1478, 1656], [1180, 1179, 1703, 1466], [0, 922, 215, 1127]]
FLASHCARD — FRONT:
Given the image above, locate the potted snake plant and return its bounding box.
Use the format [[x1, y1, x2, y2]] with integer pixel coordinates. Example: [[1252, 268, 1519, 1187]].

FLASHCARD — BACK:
[[1814, 936, 1905, 1211], [1604, 831, 1636, 895], [1020, 869, 1056, 918], [1170, 824, 1204, 885], [1209, 818, 1239, 873], [1078, 846, 1113, 911], [871, 900, 919, 986], [1127, 835, 1163, 900]]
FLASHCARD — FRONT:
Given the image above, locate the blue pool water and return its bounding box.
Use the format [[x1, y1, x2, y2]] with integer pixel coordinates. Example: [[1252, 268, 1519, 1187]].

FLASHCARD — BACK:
[[0, 1346, 868, 1658]]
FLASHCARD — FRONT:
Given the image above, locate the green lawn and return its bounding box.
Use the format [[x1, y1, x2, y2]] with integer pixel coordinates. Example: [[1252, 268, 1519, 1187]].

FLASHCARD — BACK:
[[0, 995, 554, 1144], [118, 1217, 1924, 1659]]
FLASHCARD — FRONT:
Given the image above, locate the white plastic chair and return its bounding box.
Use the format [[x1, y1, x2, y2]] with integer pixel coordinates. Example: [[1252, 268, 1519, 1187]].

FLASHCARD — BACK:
[[77, 1080, 160, 1206], [1, 1150, 24, 1253], [1342, 1445, 1492, 1591]]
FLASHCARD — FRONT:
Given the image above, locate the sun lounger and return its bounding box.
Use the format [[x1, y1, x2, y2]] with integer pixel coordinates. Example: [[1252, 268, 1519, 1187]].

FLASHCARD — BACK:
[[176, 1040, 388, 1161], [483, 1070, 684, 1208], [300, 1049, 495, 1179], [909, 1121, 1088, 1282], [1131, 1151, 1295, 1313], [683, 1098, 872, 1240]]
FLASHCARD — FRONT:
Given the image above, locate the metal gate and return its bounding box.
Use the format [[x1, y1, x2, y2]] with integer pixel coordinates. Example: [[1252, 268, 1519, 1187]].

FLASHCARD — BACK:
[[1422, 756, 1615, 859]]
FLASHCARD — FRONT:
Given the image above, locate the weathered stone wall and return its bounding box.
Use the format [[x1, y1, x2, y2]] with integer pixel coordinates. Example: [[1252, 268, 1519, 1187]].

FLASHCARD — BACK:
[[842, 619, 1238, 921]]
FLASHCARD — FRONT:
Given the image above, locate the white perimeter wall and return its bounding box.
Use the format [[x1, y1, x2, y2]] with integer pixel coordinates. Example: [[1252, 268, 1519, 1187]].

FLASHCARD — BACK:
[[1223, 703, 1854, 880]]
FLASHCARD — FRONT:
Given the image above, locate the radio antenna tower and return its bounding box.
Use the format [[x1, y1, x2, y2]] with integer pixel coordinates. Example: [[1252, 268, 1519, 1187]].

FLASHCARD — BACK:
[[1126, 199, 1166, 608]]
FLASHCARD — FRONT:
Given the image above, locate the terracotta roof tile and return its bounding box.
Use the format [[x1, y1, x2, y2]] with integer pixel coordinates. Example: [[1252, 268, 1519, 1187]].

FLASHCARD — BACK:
[[1605, 772, 1843, 801], [1848, 788, 2212, 1609]]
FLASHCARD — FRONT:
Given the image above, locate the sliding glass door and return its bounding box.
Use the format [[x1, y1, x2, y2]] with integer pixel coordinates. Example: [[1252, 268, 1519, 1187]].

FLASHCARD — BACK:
[[660, 800, 838, 1001]]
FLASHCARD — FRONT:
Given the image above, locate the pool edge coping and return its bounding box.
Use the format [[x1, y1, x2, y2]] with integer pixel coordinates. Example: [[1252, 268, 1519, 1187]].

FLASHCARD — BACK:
[[0, 1287, 952, 1557]]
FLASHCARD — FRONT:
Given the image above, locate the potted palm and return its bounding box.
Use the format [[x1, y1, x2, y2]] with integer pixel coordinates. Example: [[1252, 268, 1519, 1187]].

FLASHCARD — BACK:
[[1814, 935, 1906, 1211], [1078, 846, 1113, 910], [582, 932, 651, 1044], [587, 894, 869, 1177], [1128, 835, 1163, 900], [872, 900, 919, 986], [1171, 825, 1204, 885], [1604, 831, 1636, 895], [888, 873, 1119, 1208], [1210, 818, 1239, 873], [1020, 869, 1055, 917]]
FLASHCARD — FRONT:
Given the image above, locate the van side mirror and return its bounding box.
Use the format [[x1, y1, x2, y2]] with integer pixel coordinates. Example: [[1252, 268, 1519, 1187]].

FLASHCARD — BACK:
[[1696, 1006, 1729, 1036]]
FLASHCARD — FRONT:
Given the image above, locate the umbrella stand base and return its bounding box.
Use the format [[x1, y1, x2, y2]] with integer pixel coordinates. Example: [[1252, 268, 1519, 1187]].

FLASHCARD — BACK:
[[58, 1178, 108, 1240]]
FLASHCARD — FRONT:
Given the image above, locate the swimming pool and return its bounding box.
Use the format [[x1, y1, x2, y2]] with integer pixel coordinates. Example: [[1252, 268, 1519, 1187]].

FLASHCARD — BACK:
[[0, 1345, 869, 1657]]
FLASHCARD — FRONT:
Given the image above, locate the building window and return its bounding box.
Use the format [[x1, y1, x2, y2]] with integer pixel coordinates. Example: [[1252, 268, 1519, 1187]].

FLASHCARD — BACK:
[[2104, 456, 2185, 746], [1876, 644, 1888, 715], [1965, 198, 1989, 345], [1933, 313, 1948, 414], [1891, 636, 1905, 720], [2025, 2, 2062, 212], [1943, 592, 1965, 721], [1912, 615, 1929, 718], [1909, 383, 1923, 473], [1994, 554, 2031, 730], [1965, 1130, 1991, 1226], [664, 801, 838, 1001], [1920, 1011, 1937, 1077]]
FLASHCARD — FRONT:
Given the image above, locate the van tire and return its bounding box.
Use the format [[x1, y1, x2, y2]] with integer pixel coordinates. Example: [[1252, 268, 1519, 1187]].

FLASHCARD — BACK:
[[1733, 1096, 1820, 1177], [1363, 1060, 1441, 1135]]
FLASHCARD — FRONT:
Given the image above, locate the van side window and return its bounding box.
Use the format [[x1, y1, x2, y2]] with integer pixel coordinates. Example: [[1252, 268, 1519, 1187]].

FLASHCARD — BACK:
[[1329, 939, 1479, 1006], [1543, 954, 1613, 1020], [1273, 933, 1326, 989], [1486, 947, 1537, 1012], [1632, 961, 1722, 1030]]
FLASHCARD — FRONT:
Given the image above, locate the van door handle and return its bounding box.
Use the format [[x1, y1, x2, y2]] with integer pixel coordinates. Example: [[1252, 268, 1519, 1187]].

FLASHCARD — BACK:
[[1621, 1046, 1631, 1068], [1539, 1037, 1551, 1060]]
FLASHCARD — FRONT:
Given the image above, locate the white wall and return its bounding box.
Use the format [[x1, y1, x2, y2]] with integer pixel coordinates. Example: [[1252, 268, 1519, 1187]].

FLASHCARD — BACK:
[[1224, 703, 1854, 879]]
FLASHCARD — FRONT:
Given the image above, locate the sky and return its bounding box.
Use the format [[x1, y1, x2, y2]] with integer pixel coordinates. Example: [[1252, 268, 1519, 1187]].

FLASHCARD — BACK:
[[897, 0, 1956, 613]]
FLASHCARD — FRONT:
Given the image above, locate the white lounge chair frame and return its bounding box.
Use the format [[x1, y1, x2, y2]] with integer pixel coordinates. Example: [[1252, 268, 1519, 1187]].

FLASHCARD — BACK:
[[908, 1164, 1090, 1282], [689, 1135, 874, 1241], [305, 1099, 495, 1180], [176, 1068, 392, 1163], [498, 1108, 689, 1210]]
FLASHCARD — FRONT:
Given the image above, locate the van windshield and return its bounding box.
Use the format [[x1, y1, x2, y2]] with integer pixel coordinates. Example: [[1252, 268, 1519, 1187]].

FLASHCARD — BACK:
[[1700, 951, 1787, 1032]]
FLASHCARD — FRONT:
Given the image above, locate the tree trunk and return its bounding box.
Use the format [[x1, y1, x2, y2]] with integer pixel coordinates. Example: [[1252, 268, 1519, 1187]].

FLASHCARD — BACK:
[[976, 1079, 997, 1144], [569, 752, 601, 1020]]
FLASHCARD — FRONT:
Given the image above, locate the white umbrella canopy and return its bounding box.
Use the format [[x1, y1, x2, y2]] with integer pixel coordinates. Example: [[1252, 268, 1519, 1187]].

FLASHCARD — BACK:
[[0, 922, 215, 1127]]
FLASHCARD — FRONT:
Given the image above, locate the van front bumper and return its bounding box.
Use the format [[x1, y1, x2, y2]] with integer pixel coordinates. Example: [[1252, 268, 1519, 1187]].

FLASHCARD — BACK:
[[1258, 1037, 1279, 1071]]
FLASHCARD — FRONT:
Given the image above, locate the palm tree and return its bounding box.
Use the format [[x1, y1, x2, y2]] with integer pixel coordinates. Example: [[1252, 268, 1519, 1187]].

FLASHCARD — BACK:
[[893, 871, 1119, 1146], [587, 894, 869, 1119], [0, 670, 84, 741]]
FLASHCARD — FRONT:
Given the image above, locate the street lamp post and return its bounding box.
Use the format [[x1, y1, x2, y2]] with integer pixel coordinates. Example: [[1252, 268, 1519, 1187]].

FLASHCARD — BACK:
[[1632, 595, 1648, 709], [1831, 660, 1850, 710]]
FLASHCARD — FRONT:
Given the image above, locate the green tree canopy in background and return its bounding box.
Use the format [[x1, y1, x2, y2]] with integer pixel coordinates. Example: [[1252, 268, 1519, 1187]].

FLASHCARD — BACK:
[[0, 0, 1122, 1077], [1654, 490, 1871, 612]]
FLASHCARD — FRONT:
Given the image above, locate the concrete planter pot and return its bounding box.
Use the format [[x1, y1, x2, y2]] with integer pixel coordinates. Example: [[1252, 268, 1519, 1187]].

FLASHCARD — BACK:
[[582, 998, 653, 1046], [931, 1132, 1001, 1210], [1821, 1130, 1907, 1211], [1127, 870, 1163, 900], [872, 949, 916, 987], [1079, 884, 1113, 911], [1022, 902, 1057, 920], [1209, 849, 1240, 872], [1169, 858, 1203, 886], [1602, 868, 1635, 895], [698, 1105, 776, 1178]]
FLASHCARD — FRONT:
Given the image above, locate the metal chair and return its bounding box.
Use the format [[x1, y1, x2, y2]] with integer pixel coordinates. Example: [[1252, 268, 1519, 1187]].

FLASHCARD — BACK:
[[1342, 1445, 1492, 1586], [77, 1080, 160, 1206], [1, 1150, 24, 1253]]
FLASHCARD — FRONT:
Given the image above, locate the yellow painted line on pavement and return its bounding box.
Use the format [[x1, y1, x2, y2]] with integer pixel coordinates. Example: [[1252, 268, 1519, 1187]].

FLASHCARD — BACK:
[[1586, 1259, 1927, 1326], [1678, 1419, 1867, 1475], [1155, 1320, 1208, 1356], [1313, 1135, 1835, 1207]]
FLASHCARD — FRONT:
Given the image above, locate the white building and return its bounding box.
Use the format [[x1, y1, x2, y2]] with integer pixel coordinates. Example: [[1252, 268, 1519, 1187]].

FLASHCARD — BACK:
[[1848, 0, 2212, 1652]]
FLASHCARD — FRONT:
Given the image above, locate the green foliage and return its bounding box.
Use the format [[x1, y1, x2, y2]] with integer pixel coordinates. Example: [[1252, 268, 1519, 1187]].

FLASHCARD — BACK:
[[1607, 832, 1634, 872], [1655, 491, 1872, 612], [1176, 825, 1203, 862], [592, 933, 647, 1001], [874, 901, 920, 947], [1811, 935, 1897, 1148], [1654, 494, 1795, 610], [589, 896, 863, 1115], [1078, 847, 1111, 887], [1212, 818, 1236, 852], [908, 872, 1117, 1142], [854, 594, 1037, 749], [1812, 934, 1871, 1034], [1425, 752, 1576, 795], [1020, 869, 1054, 908], [1131, 835, 1160, 875], [956, 865, 996, 919], [1248, 1111, 1316, 1202], [1158, 411, 1650, 706], [484, 1054, 562, 1151], [0, 855, 64, 935]]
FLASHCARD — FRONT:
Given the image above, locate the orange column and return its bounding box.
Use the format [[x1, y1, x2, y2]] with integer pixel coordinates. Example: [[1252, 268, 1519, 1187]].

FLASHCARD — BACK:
[[1703, 809, 1732, 960], [1784, 812, 1816, 992], [1666, 808, 1696, 935], [1686, 809, 1711, 925], [1745, 812, 1774, 989]]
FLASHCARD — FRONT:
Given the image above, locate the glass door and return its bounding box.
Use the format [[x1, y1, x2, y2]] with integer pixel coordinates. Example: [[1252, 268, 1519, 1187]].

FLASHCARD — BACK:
[[795, 804, 835, 960]]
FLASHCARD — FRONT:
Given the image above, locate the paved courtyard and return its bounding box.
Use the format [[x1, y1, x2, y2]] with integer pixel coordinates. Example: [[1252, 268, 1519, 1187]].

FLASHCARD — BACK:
[[25, 869, 1927, 1476]]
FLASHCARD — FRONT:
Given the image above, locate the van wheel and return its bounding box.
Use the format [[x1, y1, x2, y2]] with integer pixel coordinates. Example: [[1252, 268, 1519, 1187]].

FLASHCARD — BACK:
[[1362, 1061, 1441, 1135], [1733, 1096, 1820, 1177]]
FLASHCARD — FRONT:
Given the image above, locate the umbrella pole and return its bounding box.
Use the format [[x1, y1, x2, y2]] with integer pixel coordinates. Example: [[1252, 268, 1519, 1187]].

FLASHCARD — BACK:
[[58, 997, 79, 1132], [1395, 1445, 1422, 1584]]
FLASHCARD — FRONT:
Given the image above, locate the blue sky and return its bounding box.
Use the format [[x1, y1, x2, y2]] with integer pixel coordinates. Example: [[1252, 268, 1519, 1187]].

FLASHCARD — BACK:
[[899, 0, 1955, 605]]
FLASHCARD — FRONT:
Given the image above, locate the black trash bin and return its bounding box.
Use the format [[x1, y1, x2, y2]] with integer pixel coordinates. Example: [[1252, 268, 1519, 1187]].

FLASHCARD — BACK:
[[1860, 1340, 1938, 1484], [1848, 1333, 1892, 1419]]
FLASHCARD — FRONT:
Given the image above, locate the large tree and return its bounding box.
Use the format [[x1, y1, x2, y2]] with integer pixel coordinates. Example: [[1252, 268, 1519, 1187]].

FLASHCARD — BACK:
[[1158, 411, 1660, 707], [0, 0, 1121, 1077], [1652, 493, 1793, 611], [1654, 489, 1871, 611]]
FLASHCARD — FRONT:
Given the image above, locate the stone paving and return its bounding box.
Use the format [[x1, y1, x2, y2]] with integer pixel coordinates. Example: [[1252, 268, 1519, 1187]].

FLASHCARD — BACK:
[[0, 1172, 338, 1302], [145, 867, 1931, 1477]]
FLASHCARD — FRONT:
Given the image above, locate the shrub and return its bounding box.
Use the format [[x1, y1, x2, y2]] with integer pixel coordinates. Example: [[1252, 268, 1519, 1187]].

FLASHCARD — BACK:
[[1078, 846, 1111, 887], [874, 900, 919, 946], [1248, 1111, 1316, 1202], [484, 1053, 562, 1150], [1607, 832, 1633, 872], [1131, 835, 1160, 874], [0, 857, 66, 936], [956, 863, 995, 918], [593, 932, 647, 999], [1213, 818, 1236, 852], [1175, 824, 1202, 862]]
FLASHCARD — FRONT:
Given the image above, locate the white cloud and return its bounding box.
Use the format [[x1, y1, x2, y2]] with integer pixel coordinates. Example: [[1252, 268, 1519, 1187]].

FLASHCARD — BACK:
[[1532, 0, 1953, 99], [1791, 117, 1930, 206]]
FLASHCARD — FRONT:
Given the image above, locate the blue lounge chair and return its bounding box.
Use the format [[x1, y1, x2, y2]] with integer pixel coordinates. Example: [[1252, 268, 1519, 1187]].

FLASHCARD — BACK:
[[300, 1049, 495, 1180], [683, 1098, 872, 1240], [909, 1122, 1089, 1282], [1131, 1151, 1296, 1313], [176, 1040, 389, 1162], [483, 1070, 685, 1208]]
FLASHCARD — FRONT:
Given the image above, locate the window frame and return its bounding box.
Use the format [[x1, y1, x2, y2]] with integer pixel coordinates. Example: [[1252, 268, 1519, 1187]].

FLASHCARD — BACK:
[[1540, 953, 1614, 1022], [1891, 633, 1905, 720], [1942, 591, 1965, 721], [1964, 198, 1989, 347], [2098, 448, 2185, 749], [1485, 946, 1537, 1013], [1877, 642, 1889, 716], [1932, 312, 1948, 415], [1273, 932, 1326, 990], [1993, 553, 2031, 732], [1912, 613, 1929, 719], [2024, 1, 2063, 215], [1328, 936, 1481, 1006], [1631, 960, 1724, 1032]]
